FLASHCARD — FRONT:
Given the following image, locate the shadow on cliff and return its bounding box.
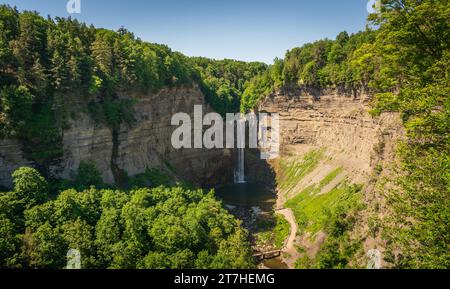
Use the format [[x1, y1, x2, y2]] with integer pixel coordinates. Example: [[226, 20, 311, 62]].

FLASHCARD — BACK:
[[244, 148, 277, 193]]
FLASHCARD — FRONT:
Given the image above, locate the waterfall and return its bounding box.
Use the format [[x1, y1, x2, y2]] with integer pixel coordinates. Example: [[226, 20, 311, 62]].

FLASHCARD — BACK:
[[234, 148, 246, 183]]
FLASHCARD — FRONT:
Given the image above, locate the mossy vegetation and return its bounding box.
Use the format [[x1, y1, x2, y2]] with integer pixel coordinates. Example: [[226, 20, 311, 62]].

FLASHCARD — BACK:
[[287, 177, 364, 269], [286, 183, 361, 234], [278, 149, 323, 195], [274, 215, 290, 249], [278, 150, 365, 269], [254, 214, 290, 250], [285, 169, 362, 234]]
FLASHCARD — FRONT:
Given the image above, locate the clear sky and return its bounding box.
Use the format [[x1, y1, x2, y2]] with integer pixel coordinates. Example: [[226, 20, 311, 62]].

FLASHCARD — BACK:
[[1, 0, 371, 64]]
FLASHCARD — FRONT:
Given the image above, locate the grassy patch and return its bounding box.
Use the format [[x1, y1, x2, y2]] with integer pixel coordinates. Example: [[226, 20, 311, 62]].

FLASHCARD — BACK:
[[278, 149, 323, 195], [289, 177, 365, 269], [286, 180, 362, 234], [274, 215, 290, 249], [283, 167, 365, 269], [319, 167, 343, 188], [254, 215, 290, 250]]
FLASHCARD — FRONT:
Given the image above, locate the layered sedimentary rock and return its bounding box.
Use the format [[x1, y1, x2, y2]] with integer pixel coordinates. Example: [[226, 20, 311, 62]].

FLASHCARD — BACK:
[[0, 86, 233, 188], [0, 139, 32, 188], [258, 89, 403, 184], [257, 89, 404, 267]]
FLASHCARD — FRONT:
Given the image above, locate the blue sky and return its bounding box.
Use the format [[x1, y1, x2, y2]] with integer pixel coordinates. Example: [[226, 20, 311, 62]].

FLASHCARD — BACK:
[[1, 0, 371, 63]]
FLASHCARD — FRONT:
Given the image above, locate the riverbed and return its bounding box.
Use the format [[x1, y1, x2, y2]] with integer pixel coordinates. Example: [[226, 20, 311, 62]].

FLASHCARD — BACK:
[[215, 182, 289, 269]]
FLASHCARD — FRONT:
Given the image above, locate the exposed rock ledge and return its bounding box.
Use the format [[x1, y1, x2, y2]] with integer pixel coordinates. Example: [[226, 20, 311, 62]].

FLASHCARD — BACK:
[[0, 86, 233, 188], [259, 90, 405, 267], [260, 91, 403, 185]]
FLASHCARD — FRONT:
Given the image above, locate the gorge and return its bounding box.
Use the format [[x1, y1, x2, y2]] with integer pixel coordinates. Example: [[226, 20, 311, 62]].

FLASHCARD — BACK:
[[0, 83, 403, 268], [0, 1, 448, 269]]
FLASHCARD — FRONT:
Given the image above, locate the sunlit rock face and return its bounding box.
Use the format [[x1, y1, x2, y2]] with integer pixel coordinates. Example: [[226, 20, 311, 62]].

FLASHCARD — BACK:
[[0, 86, 233, 188], [258, 88, 403, 185]]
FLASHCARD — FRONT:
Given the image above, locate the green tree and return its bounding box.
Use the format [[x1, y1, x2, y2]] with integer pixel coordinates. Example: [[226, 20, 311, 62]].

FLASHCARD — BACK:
[[0, 85, 33, 136], [74, 161, 103, 190], [0, 214, 21, 268], [61, 218, 98, 268], [0, 5, 19, 86], [24, 223, 67, 269], [11, 11, 49, 96], [368, 0, 450, 269], [212, 226, 255, 269], [12, 167, 48, 208]]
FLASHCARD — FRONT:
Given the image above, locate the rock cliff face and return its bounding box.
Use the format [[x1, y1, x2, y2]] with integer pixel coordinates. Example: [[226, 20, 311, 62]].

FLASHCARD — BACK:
[[257, 89, 404, 267], [0, 85, 403, 195], [259, 90, 403, 186], [0, 138, 32, 189], [0, 86, 233, 188]]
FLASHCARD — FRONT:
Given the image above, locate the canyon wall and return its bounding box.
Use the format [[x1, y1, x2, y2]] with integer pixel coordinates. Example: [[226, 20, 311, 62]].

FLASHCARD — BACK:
[[258, 89, 403, 186], [0, 138, 32, 189], [0, 86, 233, 188], [256, 89, 404, 267]]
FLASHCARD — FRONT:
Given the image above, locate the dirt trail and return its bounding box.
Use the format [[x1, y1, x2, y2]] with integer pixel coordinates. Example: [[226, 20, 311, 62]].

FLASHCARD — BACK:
[[276, 208, 300, 269]]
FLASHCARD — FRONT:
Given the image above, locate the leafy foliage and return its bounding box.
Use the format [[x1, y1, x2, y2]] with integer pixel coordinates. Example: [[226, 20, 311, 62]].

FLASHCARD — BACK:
[[241, 31, 377, 111], [0, 5, 199, 172], [366, 0, 450, 269], [0, 167, 255, 269], [191, 57, 267, 115], [274, 215, 290, 249], [73, 161, 104, 191], [11, 167, 48, 208]]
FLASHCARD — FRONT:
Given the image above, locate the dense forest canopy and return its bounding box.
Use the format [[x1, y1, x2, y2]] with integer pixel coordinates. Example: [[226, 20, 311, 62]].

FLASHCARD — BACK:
[[240, 30, 378, 111], [0, 166, 254, 269], [191, 57, 267, 115], [0, 5, 204, 172], [0, 4, 267, 170]]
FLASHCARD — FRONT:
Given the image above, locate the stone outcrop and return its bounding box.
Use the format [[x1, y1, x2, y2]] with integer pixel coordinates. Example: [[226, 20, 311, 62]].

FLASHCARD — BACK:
[[259, 90, 403, 185], [0, 86, 233, 188], [258, 89, 404, 267], [0, 138, 32, 189]]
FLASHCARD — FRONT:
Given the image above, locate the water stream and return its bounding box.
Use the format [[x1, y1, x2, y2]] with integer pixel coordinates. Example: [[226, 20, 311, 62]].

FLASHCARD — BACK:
[[216, 148, 288, 269], [234, 148, 246, 184]]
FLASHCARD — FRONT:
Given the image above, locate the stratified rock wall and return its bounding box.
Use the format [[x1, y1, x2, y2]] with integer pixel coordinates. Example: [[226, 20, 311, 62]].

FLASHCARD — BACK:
[[0, 86, 233, 188], [259, 91, 403, 184], [0, 139, 31, 188]]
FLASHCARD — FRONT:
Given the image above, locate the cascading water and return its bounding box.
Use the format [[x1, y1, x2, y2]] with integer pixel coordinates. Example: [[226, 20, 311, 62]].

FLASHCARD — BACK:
[[234, 148, 246, 183]]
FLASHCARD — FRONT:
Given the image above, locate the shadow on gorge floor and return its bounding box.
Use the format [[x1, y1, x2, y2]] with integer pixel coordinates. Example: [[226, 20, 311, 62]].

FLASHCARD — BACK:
[[214, 148, 288, 268]]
